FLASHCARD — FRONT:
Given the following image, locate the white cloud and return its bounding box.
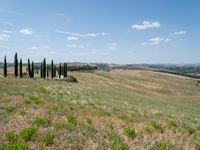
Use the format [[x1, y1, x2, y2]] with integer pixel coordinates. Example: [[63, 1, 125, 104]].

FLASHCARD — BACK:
[[55, 30, 108, 38], [107, 42, 117, 50], [29, 45, 50, 50], [67, 44, 85, 48], [1, 30, 12, 34], [30, 46, 38, 50], [172, 30, 187, 35], [0, 34, 10, 41], [67, 36, 79, 41], [142, 37, 171, 45], [19, 28, 33, 35], [132, 21, 160, 30]]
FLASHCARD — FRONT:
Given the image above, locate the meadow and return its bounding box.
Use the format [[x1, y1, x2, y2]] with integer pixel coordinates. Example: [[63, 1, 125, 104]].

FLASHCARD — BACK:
[[0, 70, 200, 149]]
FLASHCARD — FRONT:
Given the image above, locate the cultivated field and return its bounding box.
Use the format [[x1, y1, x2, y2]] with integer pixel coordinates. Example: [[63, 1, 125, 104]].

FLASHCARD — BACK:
[[0, 70, 200, 149]]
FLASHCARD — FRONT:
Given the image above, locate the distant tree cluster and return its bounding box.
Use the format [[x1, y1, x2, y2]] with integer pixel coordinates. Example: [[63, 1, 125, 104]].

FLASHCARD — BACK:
[[67, 65, 97, 71], [3, 52, 97, 79]]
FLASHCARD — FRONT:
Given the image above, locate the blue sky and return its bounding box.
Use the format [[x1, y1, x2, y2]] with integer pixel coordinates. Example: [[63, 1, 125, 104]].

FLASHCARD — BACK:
[[0, 0, 200, 64]]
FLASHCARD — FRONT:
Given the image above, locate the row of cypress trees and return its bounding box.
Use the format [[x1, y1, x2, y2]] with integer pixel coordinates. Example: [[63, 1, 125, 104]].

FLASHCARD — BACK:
[[3, 53, 68, 79]]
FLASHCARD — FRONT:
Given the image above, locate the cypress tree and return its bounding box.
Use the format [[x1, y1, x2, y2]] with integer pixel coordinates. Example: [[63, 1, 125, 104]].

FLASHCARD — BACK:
[[51, 60, 54, 78], [59, 63, 61, 79], [31, 61, 34, 78], [28, 59, 31, 77], [53, 66, 56, 77], [43, 58, 46, 79], [40, 62, 43, 79], [14, 52, 18, 77], [20, 58, 22, 78], [4, 56, 7, 77], [64, 63, 68, 78], [47, 66, 49, 78]]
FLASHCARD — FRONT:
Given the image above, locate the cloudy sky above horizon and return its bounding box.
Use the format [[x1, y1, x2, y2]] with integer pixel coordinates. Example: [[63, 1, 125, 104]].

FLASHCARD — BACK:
[[0, 0, 200, 64]]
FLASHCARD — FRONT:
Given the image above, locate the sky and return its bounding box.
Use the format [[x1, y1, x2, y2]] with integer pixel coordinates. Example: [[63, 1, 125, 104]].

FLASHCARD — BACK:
[[0, 0, 200, 64]]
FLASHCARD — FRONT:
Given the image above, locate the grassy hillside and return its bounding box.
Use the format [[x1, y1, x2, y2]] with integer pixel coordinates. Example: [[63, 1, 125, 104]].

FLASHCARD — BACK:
[[0, 70, 200, 149]]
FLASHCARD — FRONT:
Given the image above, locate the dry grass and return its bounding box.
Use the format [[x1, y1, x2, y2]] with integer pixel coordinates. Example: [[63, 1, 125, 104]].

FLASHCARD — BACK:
[[0, 70, 200, 149]]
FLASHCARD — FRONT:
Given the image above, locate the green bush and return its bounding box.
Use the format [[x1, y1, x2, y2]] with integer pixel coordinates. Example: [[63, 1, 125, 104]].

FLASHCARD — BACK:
[[5, 131, 18, 143], [65, 75, 78, 83], [150, 120, 164, 133], [33, 117, 50, 127], [152, 141, 173, 150], [183, 124, 196, 134], [168, 119, 177, 128], [108, 132, 127, 150], [106, 122, 113, 130], [42, 131, 53, 146], [86, 118, 92, 125], [68, 115, 77, 126], [2, 143, 29, 150], [123, 127, 136, 139], [25, 96, 43, 105], [196, 144, 200, 150], [5, 105, 15, 113], [20, 127, 37, 142]]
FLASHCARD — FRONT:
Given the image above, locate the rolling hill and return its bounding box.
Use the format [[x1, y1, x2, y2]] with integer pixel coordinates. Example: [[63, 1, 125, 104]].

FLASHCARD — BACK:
[[0, 70, 200, 149]]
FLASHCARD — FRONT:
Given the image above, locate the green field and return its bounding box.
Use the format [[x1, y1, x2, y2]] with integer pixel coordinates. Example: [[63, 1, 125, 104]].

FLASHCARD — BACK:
[[0, 70, 200, 149]]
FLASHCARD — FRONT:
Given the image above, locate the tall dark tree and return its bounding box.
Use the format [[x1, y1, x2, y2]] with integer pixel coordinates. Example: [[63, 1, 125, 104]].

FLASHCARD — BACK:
[[64, 63, 68, 78], [47, 66, 49, 78], [53, 66, 56, 77], [14, 52, 18, 77], [40, 62, 43, 79], [58, 63, 61, 79], [20, 58, 23, 78], [43, 58, 46, 79], [4, 56, 7, 77], [28, 58, 31, 77], [31, 61, 34, 78], [51, 60, 54, 78]]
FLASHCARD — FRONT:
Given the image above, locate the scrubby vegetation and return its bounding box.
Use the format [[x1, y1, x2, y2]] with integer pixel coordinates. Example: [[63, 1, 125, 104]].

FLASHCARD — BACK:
[[0, 66, 200, 149]]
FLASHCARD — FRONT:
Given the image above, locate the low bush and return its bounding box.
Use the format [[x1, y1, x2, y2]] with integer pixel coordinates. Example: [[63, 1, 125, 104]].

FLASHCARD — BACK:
[[33, 117, 50, 127], [20, 127, 37, 142], [123, 127, 136, 139], [152, 141, 173, 150], [108, 132, 127, 150], [41, 131, 53, 146], [5, 131, 18, 143], [150, 120, 164, 133], [2, 143, 29, 150], [68, 115, 77, 126]]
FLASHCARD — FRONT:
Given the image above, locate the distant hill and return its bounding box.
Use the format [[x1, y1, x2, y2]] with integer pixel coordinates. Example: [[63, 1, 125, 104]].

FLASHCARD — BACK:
[[1, 62, 200, 78]]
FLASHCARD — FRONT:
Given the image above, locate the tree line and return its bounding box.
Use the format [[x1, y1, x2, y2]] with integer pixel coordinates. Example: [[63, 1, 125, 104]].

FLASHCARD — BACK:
[[3, 53, 67, 79], [3, 52, 97, 79]]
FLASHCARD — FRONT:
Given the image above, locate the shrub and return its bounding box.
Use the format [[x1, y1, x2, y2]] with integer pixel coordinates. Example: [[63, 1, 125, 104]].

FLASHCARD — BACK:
[[106, 122, 113, 130], [68, 115, 77, 126], [123, 127, 136, 139], [5, 105, 15, 113], [108, 132, 127, 150], [196, 144, 200, 150], [41, 131, 53, 146], [150, 120, 164, 133], [33, 117, 50, 127], [65, 75, 78, 83], [183, 124, 196, 134], [20, 127, 37, 142], [5, 131, 18, 143], [118, 115, 133, 123], [152, 141, 173, 150], [168, 119, 177, 128], [2, 143, 29, 150], [86, 118, 92, 125], [25, 96, 43, 105]]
